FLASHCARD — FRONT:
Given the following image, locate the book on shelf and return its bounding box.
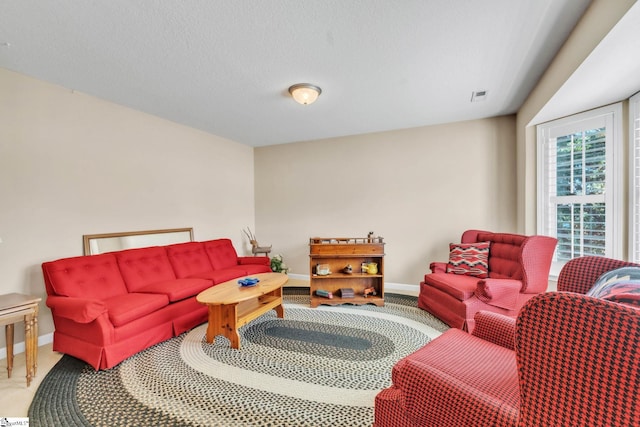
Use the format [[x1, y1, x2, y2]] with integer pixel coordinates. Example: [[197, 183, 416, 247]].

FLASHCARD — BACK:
[[339, 288, 355, 298]]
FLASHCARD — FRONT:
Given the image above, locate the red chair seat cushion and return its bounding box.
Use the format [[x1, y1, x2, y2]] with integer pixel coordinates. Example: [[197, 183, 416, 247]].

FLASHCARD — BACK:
[[423, 272, 479, 301]]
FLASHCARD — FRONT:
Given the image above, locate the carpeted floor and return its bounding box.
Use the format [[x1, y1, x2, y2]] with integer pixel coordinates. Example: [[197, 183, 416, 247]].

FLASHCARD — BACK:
[[29, 289, 448, 426]]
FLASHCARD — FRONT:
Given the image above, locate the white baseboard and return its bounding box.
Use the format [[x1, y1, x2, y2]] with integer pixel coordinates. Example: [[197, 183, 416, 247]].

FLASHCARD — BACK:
[[0, 332, 53, 360]]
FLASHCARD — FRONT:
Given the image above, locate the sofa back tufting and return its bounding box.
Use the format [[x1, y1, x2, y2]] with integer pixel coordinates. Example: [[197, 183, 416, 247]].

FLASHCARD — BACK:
[[42, 253, 128, 299], [475, 232, 525, 282], [165, 241, 214, 278], [115, 246, 177, 292], [203, 239, 240, 270]]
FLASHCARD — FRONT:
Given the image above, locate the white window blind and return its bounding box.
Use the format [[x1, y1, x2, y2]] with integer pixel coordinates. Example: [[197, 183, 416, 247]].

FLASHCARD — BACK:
[[630, 92, 640, 263], [537, 104, 622, 272]]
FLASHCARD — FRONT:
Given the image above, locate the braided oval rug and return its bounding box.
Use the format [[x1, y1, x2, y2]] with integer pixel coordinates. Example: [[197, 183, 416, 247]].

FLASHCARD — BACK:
[[29, 289, 447, 427]]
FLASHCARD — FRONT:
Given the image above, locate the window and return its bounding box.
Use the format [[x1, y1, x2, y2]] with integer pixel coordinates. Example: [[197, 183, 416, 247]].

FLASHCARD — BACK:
[[630, 92, 640, 263], [537, 104, 623, 273]]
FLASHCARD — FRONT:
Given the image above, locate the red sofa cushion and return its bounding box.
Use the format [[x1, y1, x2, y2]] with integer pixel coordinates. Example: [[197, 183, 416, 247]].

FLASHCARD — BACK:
[[165, 242, 214, 278], [103, 292, 169, 327], [191, 267, 250, 284], [135, 278, 212, 302], [203, 239, 240, 269], [115, 246, 177, 292], [43, 253, 128, 300]]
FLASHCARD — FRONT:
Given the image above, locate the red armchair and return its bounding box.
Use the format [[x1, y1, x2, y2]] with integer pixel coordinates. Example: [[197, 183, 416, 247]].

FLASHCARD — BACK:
[[375, 256, 640, 427], [418, 229, 557, 332]]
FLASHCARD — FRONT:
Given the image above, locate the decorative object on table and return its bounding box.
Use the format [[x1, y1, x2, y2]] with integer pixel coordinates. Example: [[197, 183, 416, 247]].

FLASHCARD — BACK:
[[270, 254, 290, 274], [243, 227, 272, 256], [361, 262, 378, 275], [238, 277, 260, 287], [363, 286, 377, 297], [342, 264, 353, 274], [339, 288, 355, 298], [368, 231, 374, 242], [315, 263, 331, 276], [315, 289, 333, 299]]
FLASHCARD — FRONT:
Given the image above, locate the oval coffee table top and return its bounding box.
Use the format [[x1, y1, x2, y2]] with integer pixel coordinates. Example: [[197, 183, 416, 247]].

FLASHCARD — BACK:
[[196, 272, 288, 305]]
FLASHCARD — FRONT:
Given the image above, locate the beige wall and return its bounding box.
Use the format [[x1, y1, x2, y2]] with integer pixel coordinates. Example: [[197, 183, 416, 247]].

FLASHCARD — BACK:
[[255, 116, 517, 288], [0, 68, 256, 345], [516, 0, 636, 234]]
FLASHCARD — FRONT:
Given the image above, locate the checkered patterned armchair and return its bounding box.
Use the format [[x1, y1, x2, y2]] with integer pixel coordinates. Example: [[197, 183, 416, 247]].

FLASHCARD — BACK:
[[375, 256, 640, 427]]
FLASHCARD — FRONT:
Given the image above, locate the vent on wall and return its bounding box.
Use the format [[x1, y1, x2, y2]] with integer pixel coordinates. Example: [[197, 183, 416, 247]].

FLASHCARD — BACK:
[[471, 90, 488, 102]]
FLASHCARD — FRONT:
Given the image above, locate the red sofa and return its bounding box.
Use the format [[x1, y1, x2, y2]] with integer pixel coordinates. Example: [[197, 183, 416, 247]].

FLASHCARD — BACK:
[[375, 256, 640, 427], [418, 229, 557, 332], [42, 238, 271, 370]]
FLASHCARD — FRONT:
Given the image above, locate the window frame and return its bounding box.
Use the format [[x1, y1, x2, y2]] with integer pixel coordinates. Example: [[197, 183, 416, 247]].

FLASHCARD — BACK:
[[537, 103, 623, 275], [630, 92, 640, 263]]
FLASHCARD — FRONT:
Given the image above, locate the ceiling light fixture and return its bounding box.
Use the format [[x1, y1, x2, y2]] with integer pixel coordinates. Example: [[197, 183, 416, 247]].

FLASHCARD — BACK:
[[288, 83, 322, 105]]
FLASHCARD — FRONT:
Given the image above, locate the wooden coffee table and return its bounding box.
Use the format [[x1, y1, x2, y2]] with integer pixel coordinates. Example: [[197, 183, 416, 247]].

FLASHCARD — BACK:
[[196, 272, 288, 349]]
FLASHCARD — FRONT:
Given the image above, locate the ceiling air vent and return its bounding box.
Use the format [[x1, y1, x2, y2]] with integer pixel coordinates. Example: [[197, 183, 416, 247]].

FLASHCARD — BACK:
[[471, 90, 488, 102]]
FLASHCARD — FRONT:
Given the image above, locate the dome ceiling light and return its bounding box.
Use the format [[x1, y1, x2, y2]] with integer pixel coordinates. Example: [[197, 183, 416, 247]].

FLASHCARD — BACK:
[[288, 83, 322, 105]]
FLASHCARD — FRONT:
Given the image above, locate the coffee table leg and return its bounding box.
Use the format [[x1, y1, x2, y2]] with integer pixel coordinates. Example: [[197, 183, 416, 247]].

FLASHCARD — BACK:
[[274, 304, 284, 319], [205, 304, 241, 349]]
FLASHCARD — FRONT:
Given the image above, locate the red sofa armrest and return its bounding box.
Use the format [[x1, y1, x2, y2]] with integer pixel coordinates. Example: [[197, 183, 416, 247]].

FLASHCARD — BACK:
[[472, 311, 516, 350], [238, 256, 270, 267], [475, 278, 522, 310], [430, 261, 447, 274], [46, 295, 108, 323]]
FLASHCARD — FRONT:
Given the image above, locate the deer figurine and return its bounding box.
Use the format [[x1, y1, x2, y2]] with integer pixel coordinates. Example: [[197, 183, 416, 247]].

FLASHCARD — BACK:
[[243, 227, 272, 256]]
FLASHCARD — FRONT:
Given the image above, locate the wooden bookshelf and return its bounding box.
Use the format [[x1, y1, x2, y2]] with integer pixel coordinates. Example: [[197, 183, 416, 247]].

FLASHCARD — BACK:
[[309, 237, 385, 307]]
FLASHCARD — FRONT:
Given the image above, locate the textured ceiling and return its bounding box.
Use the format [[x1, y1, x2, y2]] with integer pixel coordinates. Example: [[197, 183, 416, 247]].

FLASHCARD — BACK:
[[0, 0, 593, 146]]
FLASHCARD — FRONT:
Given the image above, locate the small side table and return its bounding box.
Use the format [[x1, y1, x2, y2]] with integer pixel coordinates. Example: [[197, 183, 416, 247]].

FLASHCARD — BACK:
[[0, 293, 41, 386]]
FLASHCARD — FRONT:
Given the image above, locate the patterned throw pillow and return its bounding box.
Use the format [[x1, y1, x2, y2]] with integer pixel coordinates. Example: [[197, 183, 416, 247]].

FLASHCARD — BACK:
[[446, 242, 490, 278], [587, 267, 640, 309]]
